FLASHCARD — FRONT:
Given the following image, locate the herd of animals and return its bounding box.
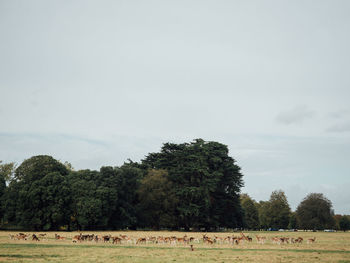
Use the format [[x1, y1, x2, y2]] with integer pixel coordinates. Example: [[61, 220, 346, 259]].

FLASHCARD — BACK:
[[8, 232, 317, 245]]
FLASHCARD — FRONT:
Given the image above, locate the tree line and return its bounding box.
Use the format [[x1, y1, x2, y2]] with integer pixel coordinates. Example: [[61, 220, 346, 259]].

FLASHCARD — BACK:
[[241, 191, 350, 232], [0, 138, 349, 231]]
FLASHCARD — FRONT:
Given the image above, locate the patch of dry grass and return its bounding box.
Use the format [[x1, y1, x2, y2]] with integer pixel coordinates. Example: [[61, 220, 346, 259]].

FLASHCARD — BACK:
[[1, 231, 349, 262]]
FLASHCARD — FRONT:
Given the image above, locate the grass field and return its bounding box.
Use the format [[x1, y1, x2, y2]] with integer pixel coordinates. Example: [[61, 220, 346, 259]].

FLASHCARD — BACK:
[[1, 230, 350, 262]]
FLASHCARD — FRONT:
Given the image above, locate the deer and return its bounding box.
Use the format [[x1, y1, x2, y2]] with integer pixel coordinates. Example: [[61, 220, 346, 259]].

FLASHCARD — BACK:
[[112, 236, 122, 244], [294, 237, 303, 243], [55, 234, 65, 240], [202, 234, 214, 245], [307, 237, 316, 244], [136, 237, 147, 244], [240, 232, 252, 242], [255, 235, 266, 244], [16, 233, 28, 240], [32, 234, 40, 241], [214, 236, 224, 244], [39, 234, 47, 241]]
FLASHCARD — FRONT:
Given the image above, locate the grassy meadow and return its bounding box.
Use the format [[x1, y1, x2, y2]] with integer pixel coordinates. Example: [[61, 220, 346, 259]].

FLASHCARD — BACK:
[[1, 230, 350, 262]]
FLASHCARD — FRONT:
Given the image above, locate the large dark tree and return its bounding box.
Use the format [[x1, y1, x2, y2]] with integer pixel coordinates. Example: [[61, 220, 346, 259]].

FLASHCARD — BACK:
[[257, 191, 291, 229], [0, 161, 16, 183], [137, 169, 178, 229], [0, 171, 6, 223], [257, 201, 271, 229], [14, 155, 68, 183], [1, 161, 17, 224], [20, 171, 71, 230], [240, 194, 259, 230], [142, 139, 244, 230], [98, 166, 119, 229], [288, 212, 297, 229], [109, 163, 143, 229], [296, 193, 335, 230], [68, 170, 105, 230], [5, 155, 69, 230], [339, 215, 350, 232], [267, 190, 291, 229]]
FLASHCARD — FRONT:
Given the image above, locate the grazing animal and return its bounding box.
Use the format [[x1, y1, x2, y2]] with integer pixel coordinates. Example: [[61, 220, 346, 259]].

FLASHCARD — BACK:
[[32, 234, 40, 241], [55, 234, 65, 240], [136, 237, 147, 244], [307, 237, 316, 244], [240, 232, 252, 242], [102, 235, 111, 242], [296, 237, 303, 243], [16, 233, 28, 240], [255, 235, 266, 244], [72, 234, 82, 243], [38, 234, 47, 241], [202, 234, 214, 245], [112, 236, 122, 244]]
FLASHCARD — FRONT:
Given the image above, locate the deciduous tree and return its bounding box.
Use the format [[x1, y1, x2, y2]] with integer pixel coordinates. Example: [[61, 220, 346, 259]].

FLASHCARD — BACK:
[[296, 193, 335, 230], [240, 194, 259, 230], [6, 156, 69, 230], [339, 215, 350, 232]]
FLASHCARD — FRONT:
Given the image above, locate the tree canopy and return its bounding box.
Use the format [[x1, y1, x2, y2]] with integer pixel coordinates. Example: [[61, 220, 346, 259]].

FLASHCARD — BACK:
[[296, 193, 335, 230], [142, 139, 244, 230], [255, 191, 291, 230], [240, 194, 259, 230], [137, 169, 178, 229], [0, 139, 343, 231], [339, 215, 350, 232]]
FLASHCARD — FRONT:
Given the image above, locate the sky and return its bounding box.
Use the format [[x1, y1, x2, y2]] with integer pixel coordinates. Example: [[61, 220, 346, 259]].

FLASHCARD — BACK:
[[1, 0, 349, 214]]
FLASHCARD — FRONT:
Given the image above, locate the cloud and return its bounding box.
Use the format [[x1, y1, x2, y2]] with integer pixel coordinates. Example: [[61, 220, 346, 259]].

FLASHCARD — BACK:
[[329, 109, 349, 119], [0, 132, 166, 170], [276, 105, 314, 125], [327, 121, 350, 133]]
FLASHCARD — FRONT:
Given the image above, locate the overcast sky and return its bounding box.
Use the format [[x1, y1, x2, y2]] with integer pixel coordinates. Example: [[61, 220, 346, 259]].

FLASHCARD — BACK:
[[1, 0, 349, 214]]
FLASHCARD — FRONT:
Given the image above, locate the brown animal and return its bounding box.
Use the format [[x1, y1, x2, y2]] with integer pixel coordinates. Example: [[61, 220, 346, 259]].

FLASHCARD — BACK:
[[203, 236, 214, 245], [294, 237, 303, 243], [38, 234, 47, 240], [72, 234, 82, 243], [240, 232, 252, 242], [16, 233, 28, 240], [136, 237, 147, 244], [176, 236, 187, 244], [55, 234, 65, 240], [307, 237, 316, 244], [256, 235, 266, 244], [189, 237, 196, 243], [102, 235, 111, 242], [32, 234, 40, 241], [112, 236, 122, 244]]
